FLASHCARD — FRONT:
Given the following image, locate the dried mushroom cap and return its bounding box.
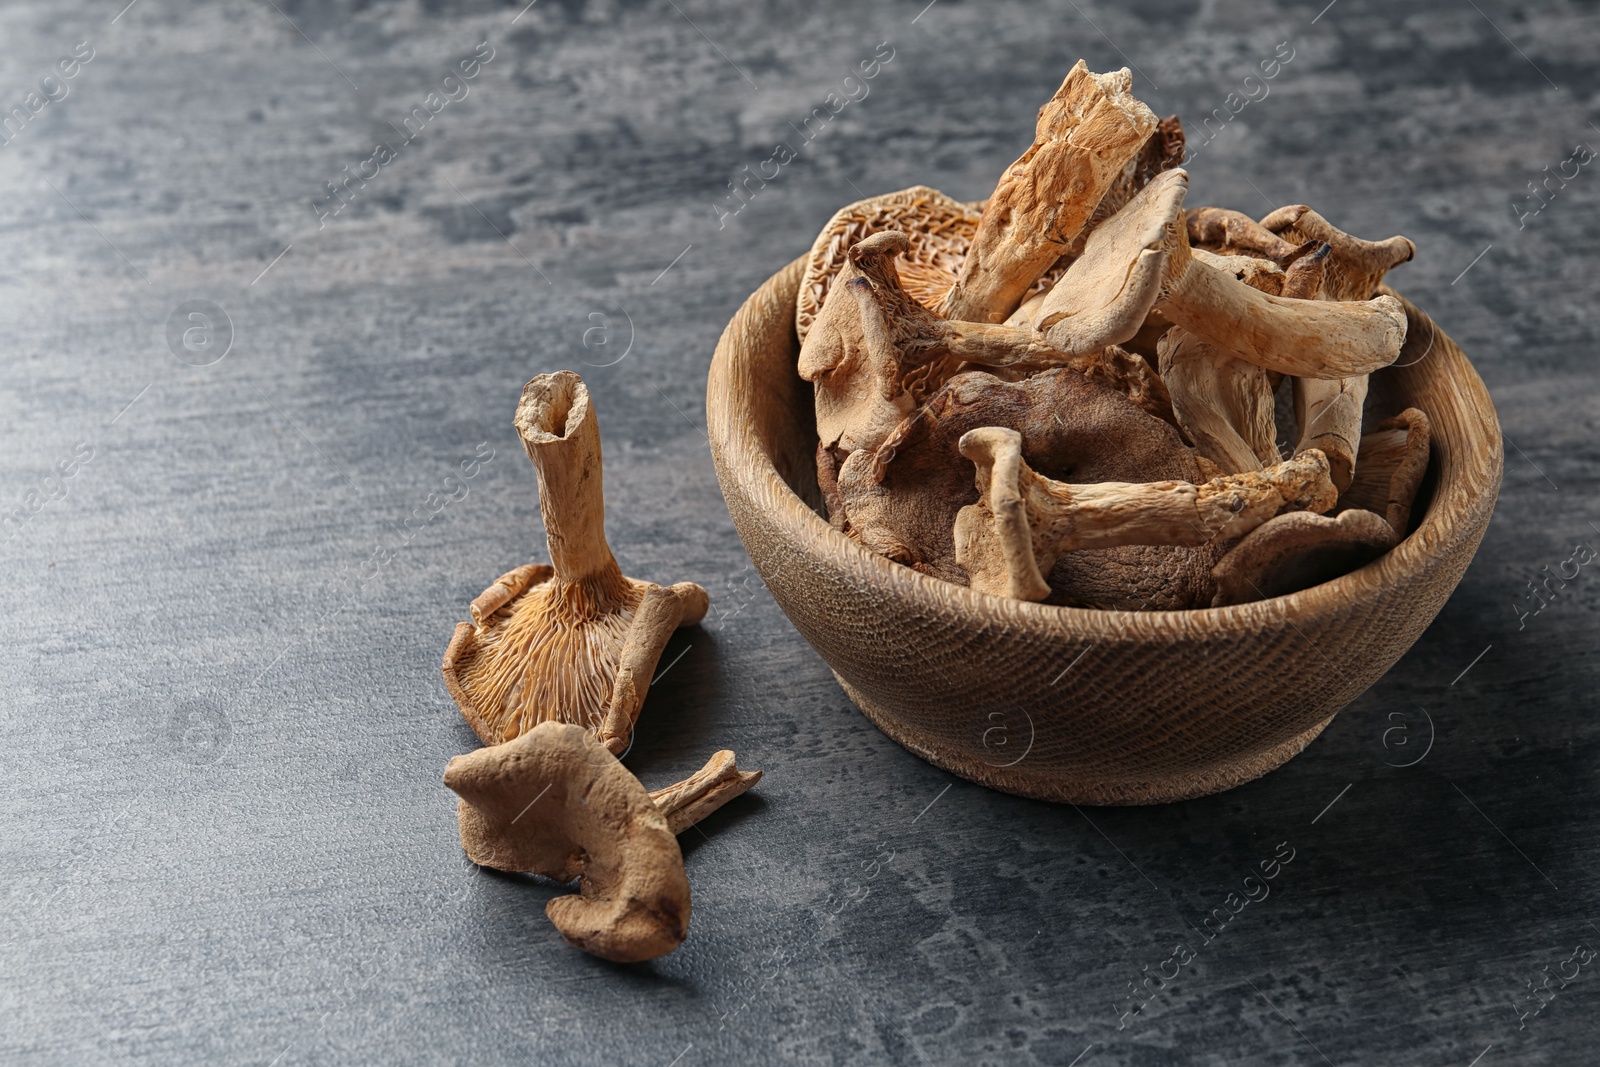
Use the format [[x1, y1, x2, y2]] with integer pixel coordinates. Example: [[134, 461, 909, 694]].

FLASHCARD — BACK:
[[1157, 327, 1279, 474], [798, 236, 946, 457], [1340, 407, 1432, 536], [442, 371, 707, 751], [443, 722, 691, 962], [1074, 170, 1408, 379], [796, 186, 981, 345], [1259, 205, 1416, 301], [836, 368, 1214, 610], [1210, 508, 1398, 607], [955, 431, 1338, 602], [1028, 166, 1186, 353], [941, 62, 1160, 324]]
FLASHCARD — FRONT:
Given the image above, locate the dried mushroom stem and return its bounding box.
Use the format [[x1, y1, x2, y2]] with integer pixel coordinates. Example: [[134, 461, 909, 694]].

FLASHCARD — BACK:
[[954, 427, 1337, 601], [1340, 407, 1432, 536], [442, 371, 707, 750], [1293, 375, 1368, 493], [515, 372, 629, 603], [444, 722, 692, 963], [940, 61, 1159, 324], [648, 750, 763, 836], [1157, 327, 1278, 474]]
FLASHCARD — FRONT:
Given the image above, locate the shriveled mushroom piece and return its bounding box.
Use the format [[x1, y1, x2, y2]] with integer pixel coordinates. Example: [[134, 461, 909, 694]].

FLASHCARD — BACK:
[[836, 368, 1214, 610], [1077, 170, 1408, 379], [796, 186, 982, 345], [1210, 509, 1398, 607], [647, 749, 763, 836], [1187, 206, 1305, 265], [954, 428, 1338, 601], [1339, 407, 1432, 536], [800, 230, 1175, 464], [1157, 328, 1278, 474], [799, 235, 953, 459], [1153, 244, 1330, 476], [1258, 205, 1416, 302], [444, 722, 691, 962], [442, 371, 708, 752], [1260, 210, 1415, 491], [940, 62, 1160, 324]]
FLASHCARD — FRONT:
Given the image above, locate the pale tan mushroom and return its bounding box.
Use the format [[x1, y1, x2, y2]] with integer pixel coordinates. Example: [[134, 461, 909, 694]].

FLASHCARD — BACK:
[[442, 372, 708, 752], [795, 186, 982, 345], [1258, 205, 1415, 301], [1157, 327, 1278, 474], [1261, 209, 1415, 492], [1152, 244, 1330, 475], [1339, 407, 1432, 536], [1078, 169, 1408, 380], [939, 62, 1160, 324], [1186, 206, 1305, 266], [799, 230, 1174, 462], [646, 749, 763, 836], [954, 427, 1337, 602], [443, 722, 692, 963]]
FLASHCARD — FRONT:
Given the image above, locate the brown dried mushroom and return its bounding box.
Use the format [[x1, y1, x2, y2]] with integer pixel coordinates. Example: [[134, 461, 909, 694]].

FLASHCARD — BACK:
[[941, 61, 1160, 323], [1210, 508, 1398, 607], [836, 368, 1214, 610], [796, 186, 982, 345], [444, 722, 692, 962], [1083, 169, 1410, 380], [1258, 205, 1416, 302], [955, 428, 1337, 602], [1340, 407, 1432, 537], [442, 372, 709, 752]]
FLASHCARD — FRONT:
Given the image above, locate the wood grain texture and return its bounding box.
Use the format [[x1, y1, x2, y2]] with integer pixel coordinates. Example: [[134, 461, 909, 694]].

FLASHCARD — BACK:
[[708, 257, 1502, 803]]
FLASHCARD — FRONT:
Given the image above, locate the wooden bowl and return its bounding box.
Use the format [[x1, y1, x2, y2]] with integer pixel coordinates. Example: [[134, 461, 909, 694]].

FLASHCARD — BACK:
[[706, 256, 1501, 804]]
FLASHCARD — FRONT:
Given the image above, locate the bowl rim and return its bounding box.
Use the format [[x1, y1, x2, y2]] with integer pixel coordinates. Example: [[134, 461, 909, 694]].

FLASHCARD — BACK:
[[708, 255, 1503, 641]]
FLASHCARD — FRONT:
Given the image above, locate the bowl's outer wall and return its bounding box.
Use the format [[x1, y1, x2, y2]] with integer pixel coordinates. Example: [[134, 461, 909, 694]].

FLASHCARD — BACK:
[[707, 257, 1503, 804]]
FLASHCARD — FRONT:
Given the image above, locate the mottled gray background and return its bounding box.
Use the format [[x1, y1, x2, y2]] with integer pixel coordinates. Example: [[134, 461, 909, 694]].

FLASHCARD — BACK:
[[1, 0, 1596, 1064]]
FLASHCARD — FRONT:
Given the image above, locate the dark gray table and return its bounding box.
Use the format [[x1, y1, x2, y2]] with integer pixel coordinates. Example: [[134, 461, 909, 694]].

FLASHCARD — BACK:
[[3, 1, 1596, 1063]]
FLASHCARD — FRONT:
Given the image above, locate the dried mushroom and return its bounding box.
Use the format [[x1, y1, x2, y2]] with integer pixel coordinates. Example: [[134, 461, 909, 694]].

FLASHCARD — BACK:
[[1210, 509, 1398, 607], [1157, 327, 1278, 475], [1340, 407, 1432, 536], [956, 429, 1337, 602], [1114, 171, 1409, 380], [1258, 205, 1416, 302], [444, 722, 691, 962], [836, 368, 1214, 610], [941, 62, 1159, 323], [442, 371, 708, 752], [796, 186, 982, 345]]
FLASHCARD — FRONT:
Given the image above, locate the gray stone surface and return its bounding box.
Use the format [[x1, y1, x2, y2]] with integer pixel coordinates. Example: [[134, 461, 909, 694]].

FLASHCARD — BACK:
[[1, 0, 1596, 1063]]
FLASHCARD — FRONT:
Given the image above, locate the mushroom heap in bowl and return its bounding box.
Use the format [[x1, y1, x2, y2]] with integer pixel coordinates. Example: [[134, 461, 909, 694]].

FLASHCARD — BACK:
[[797, 61, 1429, 611]]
